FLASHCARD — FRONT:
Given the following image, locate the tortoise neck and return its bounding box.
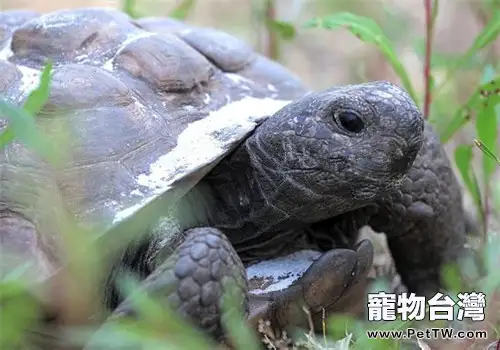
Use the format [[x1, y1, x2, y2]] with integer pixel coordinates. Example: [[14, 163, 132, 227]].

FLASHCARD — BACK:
[[185, 136, 287, 243]]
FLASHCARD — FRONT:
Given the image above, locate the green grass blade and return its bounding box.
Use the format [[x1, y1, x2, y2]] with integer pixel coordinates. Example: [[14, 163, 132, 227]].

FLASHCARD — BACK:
[[432, 0, 440, 23], [454, 144, 484, 222], [0, 61, 57, 164], [0, 127, 15, 149], [0, 281, 40, 349], [454, 144, 481, 203], [475, 139, 500, 166], [436, 9, 500, 94], [475, 103, 499, 184], [441, 77, 500, 143], [169, 0, 196, 20], [87, 275, 214, 349], [23, 60, 52, 115], [481, 64, 496, 84], [122, 0, 140, 19], [221, 284, 260, 350], [464, 10, 500, 61], [0, 100, 58, 163], [265, 20, 297, 41], [0, 61, 53, 149], [304, 12, 418, 104], [120, 275, 213, 347]]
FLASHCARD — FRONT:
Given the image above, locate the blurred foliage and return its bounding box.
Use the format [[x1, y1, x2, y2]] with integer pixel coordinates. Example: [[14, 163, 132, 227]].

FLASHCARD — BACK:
[[0, 61, 57, 163], [304, 12, 419, 104], [2, 0, 500, 349], [168, 0, 197, 20]]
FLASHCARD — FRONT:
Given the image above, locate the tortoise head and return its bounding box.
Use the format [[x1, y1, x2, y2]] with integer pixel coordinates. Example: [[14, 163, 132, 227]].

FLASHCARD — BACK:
[[245, 81, 424, 221]]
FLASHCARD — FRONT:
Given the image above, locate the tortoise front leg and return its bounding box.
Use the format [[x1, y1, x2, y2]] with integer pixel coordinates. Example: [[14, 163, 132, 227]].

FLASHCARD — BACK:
[[369, 124, 468, 297], [106, 227, 248, 342]]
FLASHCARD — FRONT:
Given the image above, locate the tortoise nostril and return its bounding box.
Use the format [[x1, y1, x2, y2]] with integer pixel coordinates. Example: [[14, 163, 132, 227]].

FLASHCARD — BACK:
[[383, 137, 418, 175], [391, 155, 413, 175]]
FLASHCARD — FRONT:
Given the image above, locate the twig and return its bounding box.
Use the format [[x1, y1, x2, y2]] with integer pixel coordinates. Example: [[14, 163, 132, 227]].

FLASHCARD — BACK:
[[265, 0, 279, 60], [423, 0, 435, 119]]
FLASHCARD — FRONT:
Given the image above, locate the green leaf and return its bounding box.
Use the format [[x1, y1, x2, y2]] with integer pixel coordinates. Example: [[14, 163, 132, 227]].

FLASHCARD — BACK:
[[122, 0, 140, 19], [435, 10, 500, 93], [475, 139, 500, 167], [380, 5, 414, 44], [304, 12, 418, 104], [2, 262, 34, 282], [466, 10, 500, 56], [0, 100, 56, 163], [23, 60, 52, 115], [169, 0, 196, 20], [441, 263, 463, 294], [432, 0, 440, 23], [441, 78, 500, 143], [481, 64, 496, 84], [413, 38, 481, 69], [482, 234, 500, 293], [475, 104, 498, 184], [86, 274, 214, 350], [221, 282, 260, 350], [0, 61, 58, 163], [0, 127, 15, 149], [0, 62, 53, 150], [454, 144, 483, 222], [0, 281, 40, 349], [265, 20, 297, 41]]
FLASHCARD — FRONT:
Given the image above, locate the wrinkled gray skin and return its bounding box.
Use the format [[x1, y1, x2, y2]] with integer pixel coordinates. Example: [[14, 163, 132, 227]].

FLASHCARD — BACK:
[[0, 8, 467, 346]]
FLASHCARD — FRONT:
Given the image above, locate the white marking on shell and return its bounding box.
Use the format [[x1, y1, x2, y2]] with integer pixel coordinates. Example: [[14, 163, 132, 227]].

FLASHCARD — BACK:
[[130, 189, 144, 197], [102, 31, 157, 72], [226, 74, 252, 92], [226, 73, 252, 85], [112, 97, 291, 223], [37, 12, 79, 29], [247, 250, 321, 294], [0, 39, 13, 60], [17, 65, 42, 99], [115, 31, 157, 56], [36, 7, 119, 30], [178, 28, 193, 36], [267, 84, 277, 92], [113, 201, 144, 223], [203, 93, 211, 104], [136, 96, 291, 191], [102, 58, 114, 72]]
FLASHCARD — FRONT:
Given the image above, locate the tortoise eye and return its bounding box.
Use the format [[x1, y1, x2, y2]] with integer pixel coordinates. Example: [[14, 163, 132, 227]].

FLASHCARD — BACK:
[[337, 111, 364, 133]]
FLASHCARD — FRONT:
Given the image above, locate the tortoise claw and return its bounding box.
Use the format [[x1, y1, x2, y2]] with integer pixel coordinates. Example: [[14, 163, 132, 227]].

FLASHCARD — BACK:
[[247, 239, 374, 332]]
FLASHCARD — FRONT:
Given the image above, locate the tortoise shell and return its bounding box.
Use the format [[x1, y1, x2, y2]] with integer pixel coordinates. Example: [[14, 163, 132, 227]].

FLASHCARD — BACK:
[[0, 8, 309, 272]]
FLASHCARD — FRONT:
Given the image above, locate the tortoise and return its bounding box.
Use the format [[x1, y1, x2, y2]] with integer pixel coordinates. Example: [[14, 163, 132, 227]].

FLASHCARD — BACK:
[[0, 7, 468, 347]]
